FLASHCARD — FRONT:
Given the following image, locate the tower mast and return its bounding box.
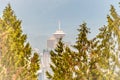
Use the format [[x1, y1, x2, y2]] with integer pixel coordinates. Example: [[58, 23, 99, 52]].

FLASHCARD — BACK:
[[58, 20, 61, 30]]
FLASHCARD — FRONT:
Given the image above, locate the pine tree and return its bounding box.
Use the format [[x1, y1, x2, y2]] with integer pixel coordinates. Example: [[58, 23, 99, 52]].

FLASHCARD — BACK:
[[73, 22, 104, 80], [73, 22, 90, 79], [92, 5, 120, 80], [106, 5, 120, 79], [46, 38, 64, 80], [0, 4, 40, 80], [95, 26, 116, 79], [46, 38, 74, 80], [107, 5, 120, 48], [46, 4, 120, 80]]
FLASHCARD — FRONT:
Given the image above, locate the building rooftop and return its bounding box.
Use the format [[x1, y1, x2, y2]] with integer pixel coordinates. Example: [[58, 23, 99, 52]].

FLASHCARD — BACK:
[[53, 29, 65, 35]]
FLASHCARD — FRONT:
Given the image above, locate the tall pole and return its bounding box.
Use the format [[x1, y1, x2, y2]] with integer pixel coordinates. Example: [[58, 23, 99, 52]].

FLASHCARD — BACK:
[[58, 20, 61, 30]]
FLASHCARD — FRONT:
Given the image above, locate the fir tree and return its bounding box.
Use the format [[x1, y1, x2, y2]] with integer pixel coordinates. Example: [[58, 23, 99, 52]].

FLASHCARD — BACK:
[[73, 22, 90, 79], [0, 4, 40, 80], [46, 38, 64, 80], [73, 22, 103, 80], [92, 5, 120, 80], [106, 5, 120, 79], [46, 4, 120, 80], [96, 26, 116, 79], [46, 38, 74, 80], [108, 5, 120, 48]]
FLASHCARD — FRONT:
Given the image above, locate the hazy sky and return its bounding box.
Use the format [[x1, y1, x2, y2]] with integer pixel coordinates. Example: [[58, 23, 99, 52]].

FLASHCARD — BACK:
[[0, 0, 120, 51]]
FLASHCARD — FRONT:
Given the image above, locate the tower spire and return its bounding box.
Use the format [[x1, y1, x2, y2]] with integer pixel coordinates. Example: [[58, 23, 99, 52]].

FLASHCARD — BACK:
[[58, 20, 61, 30]]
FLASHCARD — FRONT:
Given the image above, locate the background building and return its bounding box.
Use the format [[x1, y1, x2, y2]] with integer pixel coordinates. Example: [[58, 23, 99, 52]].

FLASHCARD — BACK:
[[38, 23, 65, 80]]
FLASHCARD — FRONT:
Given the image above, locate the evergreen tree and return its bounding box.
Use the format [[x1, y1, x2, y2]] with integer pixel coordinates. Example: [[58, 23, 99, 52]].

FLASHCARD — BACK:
[[46, 38, 74, 80], [46, 4, 120, 80], [95, 26, 116, 79], [92, 5, 120, 80], [106, 5, 120, 79], [0, 4, 40, 80], [108, 5, 120, 48], [73, 22, 90, 79], [46, 38, 64, 80], [73, 22, 104, 80], [46, 22, 102, 80]]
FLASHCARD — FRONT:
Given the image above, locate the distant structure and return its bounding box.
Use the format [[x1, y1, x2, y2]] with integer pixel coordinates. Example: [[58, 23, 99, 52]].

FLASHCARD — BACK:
[[38, 21, 65, 80], [47, 21, 65, 49]]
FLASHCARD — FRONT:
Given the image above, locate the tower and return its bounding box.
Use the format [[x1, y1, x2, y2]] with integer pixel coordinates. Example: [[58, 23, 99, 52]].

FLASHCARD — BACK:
[[39, 21, 66, 80], [47, 21, 65, 49], [53, 21, 65, 40]]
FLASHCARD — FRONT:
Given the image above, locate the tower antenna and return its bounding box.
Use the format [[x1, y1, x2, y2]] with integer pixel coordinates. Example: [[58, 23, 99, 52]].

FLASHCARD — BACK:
[[58, 20, 61, 30]]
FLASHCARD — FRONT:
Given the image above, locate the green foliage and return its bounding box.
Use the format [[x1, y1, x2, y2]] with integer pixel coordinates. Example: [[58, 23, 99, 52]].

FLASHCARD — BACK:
[[95, 26, 116, 79], [0, 4, 40, 80], [73, 22, 90, 79], [73, 22, 104, 80], [47, 4, 120, 80], [108, 5, 120, 49], [106, 5, 120, 79], [46, 38, 74, 80], [46, 38, 64, 80]]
